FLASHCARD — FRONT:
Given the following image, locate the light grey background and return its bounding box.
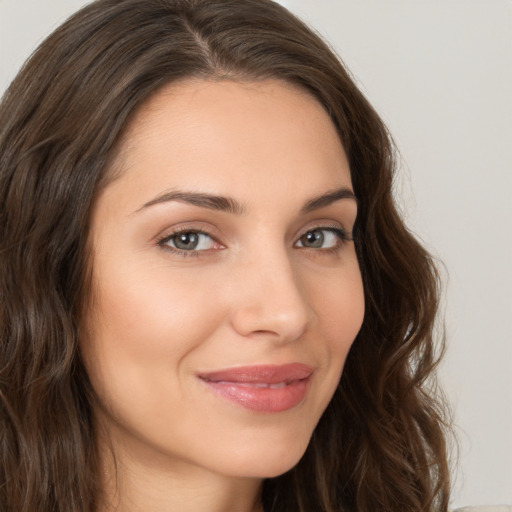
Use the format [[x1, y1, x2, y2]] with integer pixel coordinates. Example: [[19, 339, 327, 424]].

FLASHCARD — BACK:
[[1, 0, 511, 508]]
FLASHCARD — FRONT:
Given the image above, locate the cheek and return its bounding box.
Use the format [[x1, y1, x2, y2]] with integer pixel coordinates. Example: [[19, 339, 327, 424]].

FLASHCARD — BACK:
[[91, 261, 220, 345], [80, 262, 226, 402], [311, 264, 365, 351], [80, 263, 235, 457], [301, 260, 365, 408]]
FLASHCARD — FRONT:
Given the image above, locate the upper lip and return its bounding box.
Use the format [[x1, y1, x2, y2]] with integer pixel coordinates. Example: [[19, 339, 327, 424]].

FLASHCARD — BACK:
[[198, 363, 314, 384]]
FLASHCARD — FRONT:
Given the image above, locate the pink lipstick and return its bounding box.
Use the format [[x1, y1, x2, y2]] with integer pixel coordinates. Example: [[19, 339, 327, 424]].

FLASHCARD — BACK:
[[198, 363, 313, 413]]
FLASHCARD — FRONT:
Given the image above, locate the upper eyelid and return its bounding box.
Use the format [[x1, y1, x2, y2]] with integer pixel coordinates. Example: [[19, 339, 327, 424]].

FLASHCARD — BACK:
[[296, 222, 352, 240], [157, 228, 218, 245], [156, 218, 353, 237], [155, 223, 219, 242]]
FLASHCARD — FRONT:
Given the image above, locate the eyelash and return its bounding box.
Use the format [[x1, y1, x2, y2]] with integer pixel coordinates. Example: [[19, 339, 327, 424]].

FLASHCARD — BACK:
[[156, 227, 219, 258], [297, 226, 352, 255], [156, 225, 352, 257]]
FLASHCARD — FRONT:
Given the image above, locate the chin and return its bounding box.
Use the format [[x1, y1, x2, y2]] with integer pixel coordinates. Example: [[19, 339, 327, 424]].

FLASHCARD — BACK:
[[215, 435, 311, 480]]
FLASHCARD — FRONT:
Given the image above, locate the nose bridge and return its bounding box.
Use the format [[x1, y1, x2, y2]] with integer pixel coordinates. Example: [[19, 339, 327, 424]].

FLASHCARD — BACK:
[[229, 242, 314, 341]]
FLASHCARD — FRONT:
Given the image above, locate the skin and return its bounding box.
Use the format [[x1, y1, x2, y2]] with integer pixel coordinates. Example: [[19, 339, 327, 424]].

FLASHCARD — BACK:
[[82, 79, 365, 512]]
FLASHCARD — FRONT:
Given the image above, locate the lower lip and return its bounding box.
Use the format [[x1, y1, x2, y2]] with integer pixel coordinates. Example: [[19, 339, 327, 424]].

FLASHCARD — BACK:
[[201, 378, 311, 413]]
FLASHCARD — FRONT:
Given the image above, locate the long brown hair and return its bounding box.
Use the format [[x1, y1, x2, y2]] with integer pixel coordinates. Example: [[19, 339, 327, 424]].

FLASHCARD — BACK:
[[0, 0, 451, 510]]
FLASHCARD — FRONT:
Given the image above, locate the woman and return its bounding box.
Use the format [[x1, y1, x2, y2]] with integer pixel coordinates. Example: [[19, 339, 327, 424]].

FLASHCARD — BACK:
[[0, 0, 451, 511]]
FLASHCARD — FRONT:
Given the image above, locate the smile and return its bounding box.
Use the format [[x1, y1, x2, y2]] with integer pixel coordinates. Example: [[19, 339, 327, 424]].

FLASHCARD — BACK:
[[198, 363, 313, 413]]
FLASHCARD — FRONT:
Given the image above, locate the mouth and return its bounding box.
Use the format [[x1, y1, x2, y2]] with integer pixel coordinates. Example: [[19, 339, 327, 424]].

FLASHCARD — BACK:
[[198, 363, 314, 413]]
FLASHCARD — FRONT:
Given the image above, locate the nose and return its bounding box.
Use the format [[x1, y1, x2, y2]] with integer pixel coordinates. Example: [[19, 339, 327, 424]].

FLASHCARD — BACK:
[[228, 250, 315, 343]]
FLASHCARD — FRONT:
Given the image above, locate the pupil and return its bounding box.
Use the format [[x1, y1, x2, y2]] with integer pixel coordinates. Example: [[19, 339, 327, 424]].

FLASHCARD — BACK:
[[175, 232, 198, 250], [304, 230, 324, 248]]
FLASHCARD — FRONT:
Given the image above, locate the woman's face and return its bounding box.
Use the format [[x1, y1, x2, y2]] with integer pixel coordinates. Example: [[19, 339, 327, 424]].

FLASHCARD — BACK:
[[83, 79, 364, 480]]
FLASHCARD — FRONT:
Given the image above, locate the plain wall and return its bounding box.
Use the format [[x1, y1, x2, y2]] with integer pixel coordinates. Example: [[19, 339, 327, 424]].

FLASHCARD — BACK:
[[1, 0, 511, 508]]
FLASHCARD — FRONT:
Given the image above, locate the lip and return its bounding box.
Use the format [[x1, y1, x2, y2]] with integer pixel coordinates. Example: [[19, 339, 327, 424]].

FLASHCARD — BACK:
[[198, 363, 314, 413]]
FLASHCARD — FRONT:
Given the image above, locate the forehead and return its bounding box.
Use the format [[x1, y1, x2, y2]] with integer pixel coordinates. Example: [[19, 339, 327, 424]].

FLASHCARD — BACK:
[[103, 78, 352, 211]]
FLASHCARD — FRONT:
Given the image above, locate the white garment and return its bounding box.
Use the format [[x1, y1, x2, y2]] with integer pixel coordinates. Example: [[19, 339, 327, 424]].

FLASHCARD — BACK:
[[454, 507, 512, 512]]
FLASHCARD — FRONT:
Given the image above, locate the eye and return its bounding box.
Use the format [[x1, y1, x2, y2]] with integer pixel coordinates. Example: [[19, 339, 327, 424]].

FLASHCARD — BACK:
[[158, 230, 218, 252], [295, 227, 348, 250]]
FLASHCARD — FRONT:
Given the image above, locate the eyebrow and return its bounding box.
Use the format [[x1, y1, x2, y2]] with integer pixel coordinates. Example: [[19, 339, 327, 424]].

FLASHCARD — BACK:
[[300, 187, 357, 214], [138, 191, 246, 215], [136, 186, 356, 215]]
